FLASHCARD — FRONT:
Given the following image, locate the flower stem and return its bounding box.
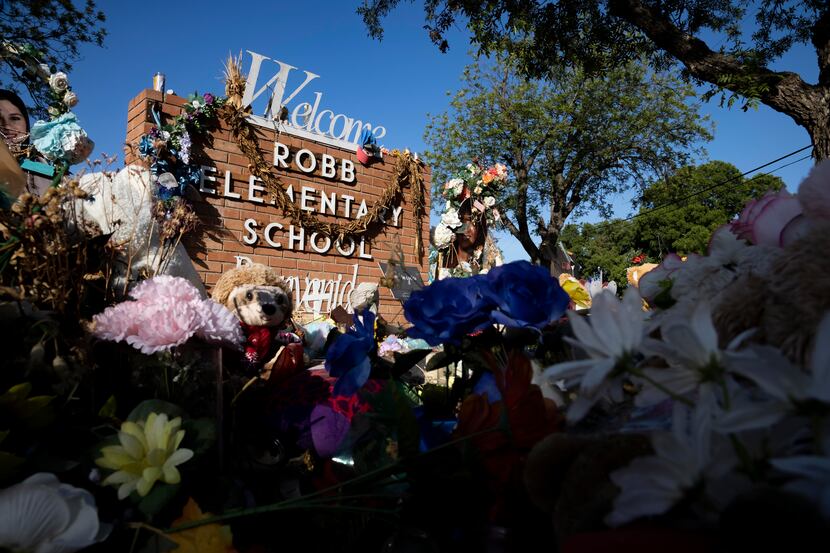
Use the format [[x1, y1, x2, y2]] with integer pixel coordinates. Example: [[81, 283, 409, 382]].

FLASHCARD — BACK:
[[165, 425, 501, 533], [629, 368, 694, 406]]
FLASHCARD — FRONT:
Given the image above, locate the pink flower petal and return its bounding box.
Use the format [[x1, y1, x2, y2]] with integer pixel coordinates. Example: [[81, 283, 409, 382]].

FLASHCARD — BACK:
[[751, 194, 803, 247]]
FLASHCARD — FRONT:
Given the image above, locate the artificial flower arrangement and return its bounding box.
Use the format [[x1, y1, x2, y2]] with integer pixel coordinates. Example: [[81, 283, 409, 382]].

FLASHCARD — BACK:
[[433, 161, 507, 251], [0, 40, 93, 168], [138, 92, 225, 201], [535, 161, 830, 549]]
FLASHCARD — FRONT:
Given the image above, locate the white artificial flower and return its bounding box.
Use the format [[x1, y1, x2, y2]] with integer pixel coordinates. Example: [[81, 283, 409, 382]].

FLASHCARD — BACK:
[[636, 301, 750, 407], [37, 63, 51, 79], [63, 91, 78, 108], [474, 186, 482, 194], [718, 312, 830, 433], [484, 196, 496, 208], [433, 223, 454, 249], [585, 279, 604, 299], [706, 225, 748, 265], [0, 473, 103, 553], [440, 207, 462, 229], [48, 72, 69, 92], [606, 397, 736, 526], [543, 288, 646, 422], [638, 253, 684, 304], [445, 178, 465, 197], [47, 106, 60, 117], [770, 454, 830, 519], [191, 99, 202, 109], [466, 163, 480, 175]]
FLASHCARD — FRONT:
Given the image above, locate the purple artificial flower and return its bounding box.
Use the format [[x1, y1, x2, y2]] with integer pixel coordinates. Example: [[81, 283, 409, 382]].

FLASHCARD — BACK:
[[203, 93, 215, 105], [403, 275, 495, 345], [483, 260, 570, 329]]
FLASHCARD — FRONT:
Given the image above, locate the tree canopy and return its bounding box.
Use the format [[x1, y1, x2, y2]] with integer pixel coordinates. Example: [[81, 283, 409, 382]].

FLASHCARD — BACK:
[[360, 1, 830, 159], [560, 160, 785, 284], [0, 0, 106, 117], [423, 53, 710, 272]]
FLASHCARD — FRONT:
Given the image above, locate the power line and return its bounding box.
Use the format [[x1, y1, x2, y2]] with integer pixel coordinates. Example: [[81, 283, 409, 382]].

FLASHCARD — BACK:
[[624, 144, 813, 221]]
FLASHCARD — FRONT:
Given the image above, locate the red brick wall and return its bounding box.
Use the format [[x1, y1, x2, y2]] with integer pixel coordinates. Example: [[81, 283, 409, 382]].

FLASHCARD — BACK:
[[125, 90, 431, 323]]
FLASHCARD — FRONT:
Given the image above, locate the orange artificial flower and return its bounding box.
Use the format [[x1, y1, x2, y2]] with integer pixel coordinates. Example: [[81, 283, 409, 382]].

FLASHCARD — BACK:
[[167, 498, 237, 553]]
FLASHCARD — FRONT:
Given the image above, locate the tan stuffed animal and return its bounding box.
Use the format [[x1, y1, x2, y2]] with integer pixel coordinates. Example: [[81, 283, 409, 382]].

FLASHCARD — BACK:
[[211, 263, 300, 372]]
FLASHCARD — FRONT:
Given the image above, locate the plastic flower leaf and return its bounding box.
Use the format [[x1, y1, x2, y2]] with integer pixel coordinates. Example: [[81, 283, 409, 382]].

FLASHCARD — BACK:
[[326, 310, 377, 396], [606, 396, 735, 527], [96, 413, 193, 500], [543, 288, 646, 422], [167, 497, 237, 553], [0, 472, 103, 553]]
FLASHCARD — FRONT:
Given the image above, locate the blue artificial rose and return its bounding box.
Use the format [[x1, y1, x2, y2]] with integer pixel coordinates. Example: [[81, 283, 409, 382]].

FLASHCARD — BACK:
[[484, 260, 570, 329], [404, 275, 495, 346], [325, 310, 376, 396]]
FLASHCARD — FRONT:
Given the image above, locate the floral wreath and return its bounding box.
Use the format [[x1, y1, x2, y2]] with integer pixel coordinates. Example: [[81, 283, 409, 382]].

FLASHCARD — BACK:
[[0, 41, 93, 169], [137, 92, 225, 202], [433, 161, 507, 251]]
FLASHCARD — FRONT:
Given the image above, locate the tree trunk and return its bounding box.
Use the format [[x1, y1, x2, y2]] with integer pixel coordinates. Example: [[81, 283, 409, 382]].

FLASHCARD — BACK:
[[538, 230, 564, 277]]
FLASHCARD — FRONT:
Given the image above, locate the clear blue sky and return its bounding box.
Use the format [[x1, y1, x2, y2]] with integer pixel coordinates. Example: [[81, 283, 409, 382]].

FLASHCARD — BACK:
[[66, 1, 818, 262]]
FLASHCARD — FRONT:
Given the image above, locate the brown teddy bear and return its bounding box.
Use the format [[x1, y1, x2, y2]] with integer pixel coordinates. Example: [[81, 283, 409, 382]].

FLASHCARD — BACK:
[[211, 263, 303, 374]]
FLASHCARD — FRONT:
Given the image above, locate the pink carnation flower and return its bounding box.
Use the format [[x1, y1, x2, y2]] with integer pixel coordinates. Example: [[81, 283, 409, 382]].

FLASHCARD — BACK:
[[196, 301, 244, 348], [92, 276, 243, 354], [130, 275, 202, 305], [92, 302, 143, 342], [124, 301, 200, 355]]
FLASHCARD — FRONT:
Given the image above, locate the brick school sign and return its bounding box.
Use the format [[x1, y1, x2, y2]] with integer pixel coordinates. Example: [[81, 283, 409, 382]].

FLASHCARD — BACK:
[[125, 82, 430, 324]]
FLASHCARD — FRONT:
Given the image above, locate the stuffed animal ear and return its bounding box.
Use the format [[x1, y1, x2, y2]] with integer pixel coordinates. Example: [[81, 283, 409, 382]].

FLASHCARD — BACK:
[[211, 263, 285, 307]]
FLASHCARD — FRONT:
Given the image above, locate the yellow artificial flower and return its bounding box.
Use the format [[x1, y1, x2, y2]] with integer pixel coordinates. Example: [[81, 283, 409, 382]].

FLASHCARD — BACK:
[[96, 412, 193, 499], [558, 274, 591, 309], [167, 498, 237, 553]]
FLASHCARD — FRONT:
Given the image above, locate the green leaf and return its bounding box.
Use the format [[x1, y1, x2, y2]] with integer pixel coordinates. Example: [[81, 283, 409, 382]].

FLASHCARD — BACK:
[[98, 395, 118, 420], [182, 418, 216, 456], [0, 451, 24, 481], [136, 482, 180, 518], [127, 400, 185, 423]]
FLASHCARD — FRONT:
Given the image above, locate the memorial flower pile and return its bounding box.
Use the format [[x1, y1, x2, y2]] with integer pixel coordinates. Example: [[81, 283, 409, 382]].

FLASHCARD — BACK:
[[3, 50, 830, 551], [539, 161, 830, 544]]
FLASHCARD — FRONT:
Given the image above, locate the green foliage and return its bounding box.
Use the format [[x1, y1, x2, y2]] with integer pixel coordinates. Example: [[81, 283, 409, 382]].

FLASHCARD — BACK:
[[560, 219, 638, 285], [560, 160, 785, 282], [423, 52, 710, 267], [0, 0, 106, 117], [634, 160, 784, 256], [359, 1, 830, 158]]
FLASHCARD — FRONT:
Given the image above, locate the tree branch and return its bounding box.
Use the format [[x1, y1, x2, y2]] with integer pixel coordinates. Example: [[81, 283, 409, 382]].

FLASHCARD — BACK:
[[609, 0, 820, 129]]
